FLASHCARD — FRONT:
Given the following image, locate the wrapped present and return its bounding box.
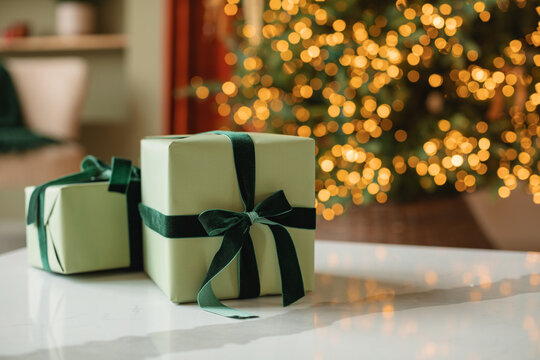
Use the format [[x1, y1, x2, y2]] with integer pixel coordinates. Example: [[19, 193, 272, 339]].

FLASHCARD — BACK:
[[25, 156, 142, 274], [139, 131, 316, 318]]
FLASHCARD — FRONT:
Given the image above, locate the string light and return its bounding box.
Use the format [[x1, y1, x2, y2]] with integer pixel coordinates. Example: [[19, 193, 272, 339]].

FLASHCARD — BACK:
[[191, 0, 539, 218]]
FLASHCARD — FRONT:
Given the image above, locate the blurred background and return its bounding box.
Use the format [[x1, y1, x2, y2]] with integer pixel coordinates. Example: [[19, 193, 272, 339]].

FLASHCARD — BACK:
[[0, 0, 539, 253]]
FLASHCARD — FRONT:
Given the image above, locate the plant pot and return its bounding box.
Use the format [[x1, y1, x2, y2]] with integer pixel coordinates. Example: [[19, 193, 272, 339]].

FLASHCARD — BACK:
[[316, 195, 493, 249], [464, 184, 540, 251], [55, 2, 96, 36]]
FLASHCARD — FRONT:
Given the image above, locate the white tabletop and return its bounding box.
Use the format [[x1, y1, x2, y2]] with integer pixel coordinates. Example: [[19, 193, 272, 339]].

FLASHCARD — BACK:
[[0, 241, 539, 360]]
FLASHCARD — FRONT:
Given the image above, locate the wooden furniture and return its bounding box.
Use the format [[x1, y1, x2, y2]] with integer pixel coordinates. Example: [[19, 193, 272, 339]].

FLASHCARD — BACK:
[[0, 34, 126, 53], [0, 240, 539, 358], [0, 0, 128, 128]]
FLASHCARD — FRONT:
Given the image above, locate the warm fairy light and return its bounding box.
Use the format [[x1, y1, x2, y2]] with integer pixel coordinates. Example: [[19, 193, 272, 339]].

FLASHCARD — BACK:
[[222, 81, 237, 95], [224, 3, 238, 16], [187, 0, 540, 218], [451, 155, 463, 167], [320, 159, 334, 172], [195, 86, 209, 99], [428, 74, 443, 87]]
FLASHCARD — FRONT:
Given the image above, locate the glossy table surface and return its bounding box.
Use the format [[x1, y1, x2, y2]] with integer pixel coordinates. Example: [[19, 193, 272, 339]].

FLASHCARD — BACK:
[[1, 241, 539, 360]]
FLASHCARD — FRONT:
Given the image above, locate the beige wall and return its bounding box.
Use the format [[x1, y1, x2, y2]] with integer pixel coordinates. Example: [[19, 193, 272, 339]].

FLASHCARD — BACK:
[[80, 0, 165, 163], [0, 0, 56, 36], [125, 0, 166, 156], [0, 0, 166, 218]]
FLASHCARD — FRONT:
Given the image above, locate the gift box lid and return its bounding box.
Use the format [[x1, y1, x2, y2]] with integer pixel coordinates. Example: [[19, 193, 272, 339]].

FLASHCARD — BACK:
[[141, 132, 315, 216]]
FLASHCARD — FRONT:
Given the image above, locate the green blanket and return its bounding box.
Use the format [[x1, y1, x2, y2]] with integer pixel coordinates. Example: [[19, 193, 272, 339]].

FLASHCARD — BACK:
[[0, 63, 59, 153]]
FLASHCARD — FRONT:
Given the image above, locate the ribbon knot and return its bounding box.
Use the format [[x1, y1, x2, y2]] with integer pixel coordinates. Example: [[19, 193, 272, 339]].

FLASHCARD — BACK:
[[245, 211, 260, 225]]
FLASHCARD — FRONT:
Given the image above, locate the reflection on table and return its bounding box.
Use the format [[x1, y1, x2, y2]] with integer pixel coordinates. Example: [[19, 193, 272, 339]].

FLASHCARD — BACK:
[[0, 241, 539, 359]]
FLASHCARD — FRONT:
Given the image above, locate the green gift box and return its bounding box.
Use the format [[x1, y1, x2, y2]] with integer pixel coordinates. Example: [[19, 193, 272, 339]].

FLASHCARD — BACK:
[[139, 131, 315, 318], [25, 156, 143, 274]]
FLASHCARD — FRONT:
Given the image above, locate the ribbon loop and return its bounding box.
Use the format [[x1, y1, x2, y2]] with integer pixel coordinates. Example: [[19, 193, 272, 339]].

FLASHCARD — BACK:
[[108, 158, 133, 194], [253, 190, 293, 218], [198, 190, 292, 235], [198, 209, 247, 236], [80, 155, 111, 178]]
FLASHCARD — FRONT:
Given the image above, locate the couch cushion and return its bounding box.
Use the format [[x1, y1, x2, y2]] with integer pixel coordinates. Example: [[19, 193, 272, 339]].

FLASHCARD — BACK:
[[0, 143, 84, 187], [5, 58, 88, 140]]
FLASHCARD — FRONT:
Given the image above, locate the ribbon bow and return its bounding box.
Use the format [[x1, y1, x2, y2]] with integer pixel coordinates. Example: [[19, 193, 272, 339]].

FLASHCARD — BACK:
[[199, 190, 292, 236], [26, 155, 142, 272], [197, 190, 305, 318], [138, 131, 315, 319]]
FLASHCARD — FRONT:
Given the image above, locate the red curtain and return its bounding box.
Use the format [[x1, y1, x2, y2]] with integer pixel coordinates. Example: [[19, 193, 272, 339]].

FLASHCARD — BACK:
[[165, 0, 230, 134]]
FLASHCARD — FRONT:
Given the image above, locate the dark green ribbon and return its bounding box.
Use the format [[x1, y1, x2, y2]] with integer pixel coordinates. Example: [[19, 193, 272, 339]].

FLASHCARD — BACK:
[[197, 189, 307, 318], [26, 155, 143, 272], [138, 131, 315, 318]]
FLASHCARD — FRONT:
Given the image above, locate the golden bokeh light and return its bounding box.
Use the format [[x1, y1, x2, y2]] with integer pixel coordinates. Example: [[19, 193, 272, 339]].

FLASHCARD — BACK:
[[197, 0, 540, 219]]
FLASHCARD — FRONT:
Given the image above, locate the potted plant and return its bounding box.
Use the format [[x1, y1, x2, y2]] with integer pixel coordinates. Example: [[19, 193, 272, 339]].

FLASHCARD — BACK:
[[55, 0, 97, 36]]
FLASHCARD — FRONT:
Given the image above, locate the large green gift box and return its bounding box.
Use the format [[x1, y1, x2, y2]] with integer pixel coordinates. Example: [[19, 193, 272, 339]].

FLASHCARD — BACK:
[[139, 132, 315, 317], [25, 156, 142, 274]]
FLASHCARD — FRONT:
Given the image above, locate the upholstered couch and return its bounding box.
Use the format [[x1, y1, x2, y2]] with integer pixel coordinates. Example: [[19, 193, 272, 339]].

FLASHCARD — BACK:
[[0, 57, 88, 217]]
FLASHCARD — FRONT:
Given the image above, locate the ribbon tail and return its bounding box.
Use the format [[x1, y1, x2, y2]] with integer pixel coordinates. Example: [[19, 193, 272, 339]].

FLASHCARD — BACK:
[[36, 191, 50, 271], [197, 226, 258, 319], [106, 157, 142, 269], [238, 233, 260, 299], [268, 224, 305, 306], [126, 180, 143, 270]]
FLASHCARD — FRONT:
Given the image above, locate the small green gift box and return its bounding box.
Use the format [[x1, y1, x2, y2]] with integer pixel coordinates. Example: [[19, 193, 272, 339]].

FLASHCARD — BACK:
[[25, 156, 142, 274], [139, 131, 316, 318]]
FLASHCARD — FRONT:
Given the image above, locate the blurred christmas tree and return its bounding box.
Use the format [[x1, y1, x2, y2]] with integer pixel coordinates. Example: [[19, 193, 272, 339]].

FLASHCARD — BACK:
[[192, 0, 540, 220]]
